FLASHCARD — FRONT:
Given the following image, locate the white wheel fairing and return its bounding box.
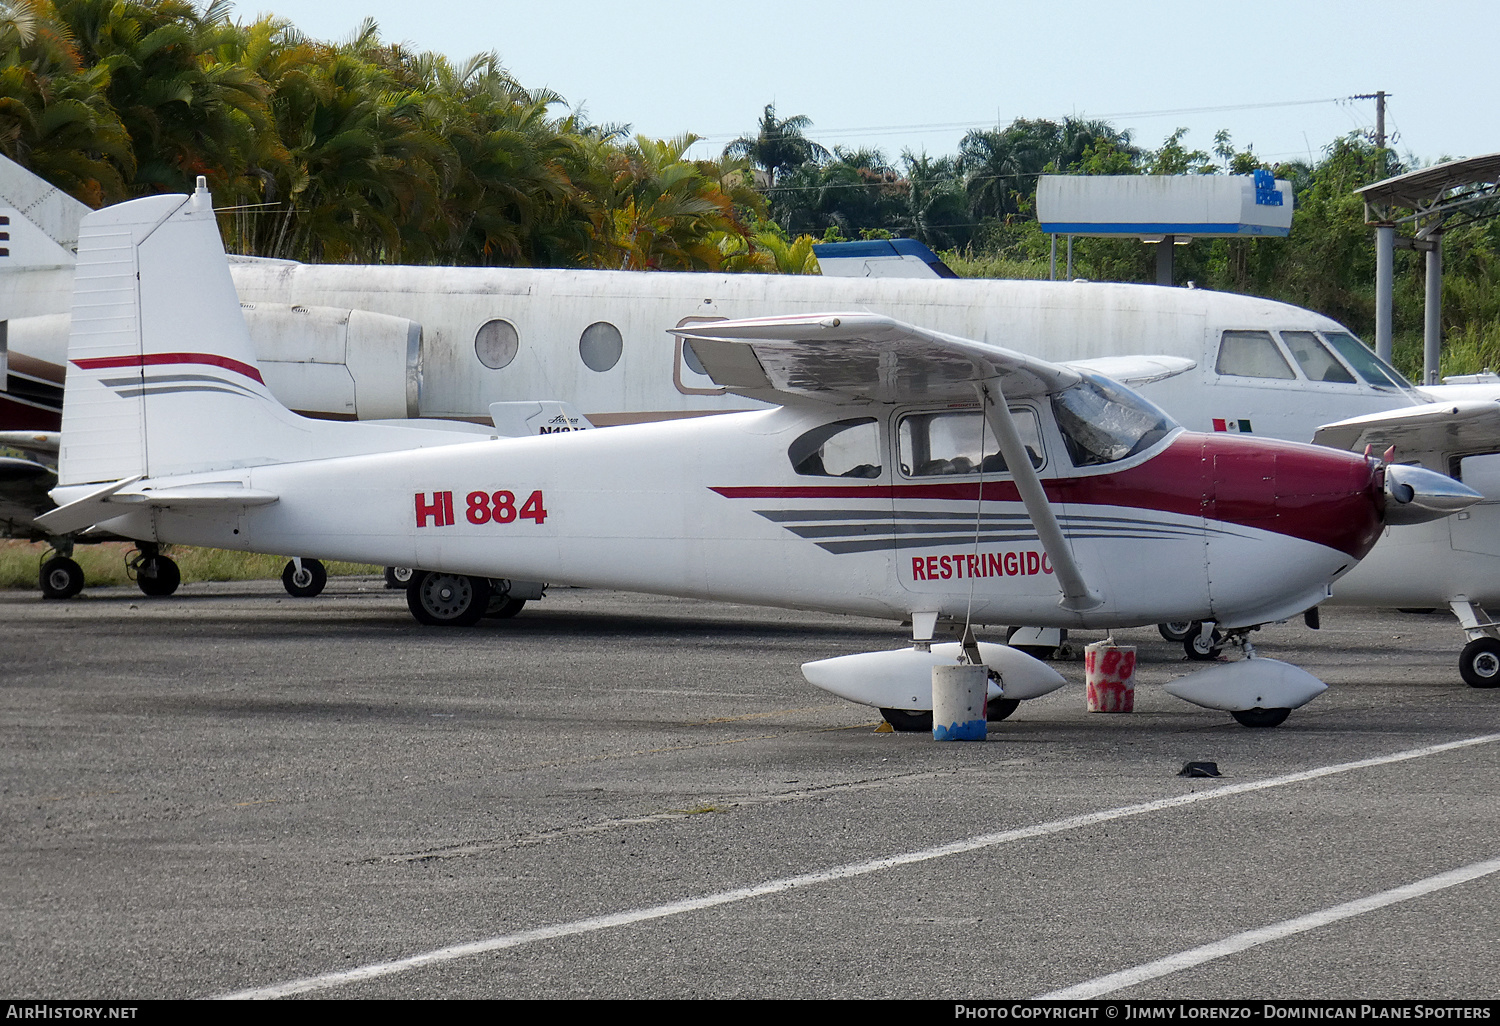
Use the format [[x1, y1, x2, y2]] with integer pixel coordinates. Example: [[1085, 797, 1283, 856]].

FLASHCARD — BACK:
[[1163, 658, 1327, 712], [801, 641, 1066, 712]]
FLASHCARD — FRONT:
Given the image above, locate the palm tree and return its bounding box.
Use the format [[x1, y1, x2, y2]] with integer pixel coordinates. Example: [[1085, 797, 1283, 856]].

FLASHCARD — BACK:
[[723, 103, 828, 187]]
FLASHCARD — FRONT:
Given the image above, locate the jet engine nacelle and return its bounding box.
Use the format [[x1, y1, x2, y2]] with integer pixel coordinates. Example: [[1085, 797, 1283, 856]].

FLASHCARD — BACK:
[[237, 303, 421, 421], [4, 304, 423, 423]]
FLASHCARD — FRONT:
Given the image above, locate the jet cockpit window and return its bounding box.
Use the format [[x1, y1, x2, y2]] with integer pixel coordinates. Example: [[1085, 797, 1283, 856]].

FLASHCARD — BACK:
[[1280, 331, 1356, 383], [1050, 374, 1177, 468], [1321, 332, 1415, 391], [897, 409, 1044, 477], [1215, 330, 1296, 379], [789, 418, 882, 479]]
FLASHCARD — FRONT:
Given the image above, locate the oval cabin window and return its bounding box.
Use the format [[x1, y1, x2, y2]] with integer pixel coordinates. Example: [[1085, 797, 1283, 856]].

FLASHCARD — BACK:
[[580, 321, 623, 372], [475, 319, 519, 369]]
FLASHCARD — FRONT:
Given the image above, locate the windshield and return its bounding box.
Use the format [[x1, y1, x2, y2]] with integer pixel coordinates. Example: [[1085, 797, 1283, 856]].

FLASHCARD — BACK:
[[1050, 374, 1177, 468], [1322, 332, 1415, 391]]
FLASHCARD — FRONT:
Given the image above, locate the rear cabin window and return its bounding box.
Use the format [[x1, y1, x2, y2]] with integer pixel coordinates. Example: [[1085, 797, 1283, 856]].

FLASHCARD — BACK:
[[1216, 330, 1296, 379], [897, 409, 1044, 477], [1280, 330, 1355, 383], [789, 418, 882, 478]]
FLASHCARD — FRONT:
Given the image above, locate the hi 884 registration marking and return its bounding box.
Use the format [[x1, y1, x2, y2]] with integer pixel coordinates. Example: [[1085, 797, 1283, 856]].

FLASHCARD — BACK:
[[415, 490, 548, 528]]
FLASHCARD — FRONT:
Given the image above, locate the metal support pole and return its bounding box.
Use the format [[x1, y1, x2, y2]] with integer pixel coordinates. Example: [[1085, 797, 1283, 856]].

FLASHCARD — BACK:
[[1424, 238, 1443, 385], [1155, 236, 1174, 286], [1050, 235, 1057, 281], [1375, 224, 1394, 363], [1066, 236, 1074, 279]]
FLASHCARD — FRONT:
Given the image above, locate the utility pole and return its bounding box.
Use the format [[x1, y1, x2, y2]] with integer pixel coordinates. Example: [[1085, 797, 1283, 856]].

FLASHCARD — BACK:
[[1354, 91, 1395, 361]]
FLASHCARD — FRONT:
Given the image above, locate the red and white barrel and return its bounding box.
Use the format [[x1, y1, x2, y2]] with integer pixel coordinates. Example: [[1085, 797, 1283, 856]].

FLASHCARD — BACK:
[[1085, 642, 1136, 713]]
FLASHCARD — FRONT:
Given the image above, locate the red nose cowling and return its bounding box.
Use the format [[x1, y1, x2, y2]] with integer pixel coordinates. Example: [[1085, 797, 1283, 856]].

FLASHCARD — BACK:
[[1048, 433, 1385, 561]]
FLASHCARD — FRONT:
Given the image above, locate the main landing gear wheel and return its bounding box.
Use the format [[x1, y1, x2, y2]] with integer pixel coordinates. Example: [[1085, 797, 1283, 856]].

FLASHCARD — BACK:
[[484, 596, 527, 619], [879, 708, 934, 732], [987, 698, 1021, 722], [1158, 621, 1194, 643], [1184, 626, 1223, 661], [407, 571, 491, 627], [39, 556, 84, 600], [384, 566, 414, 589], [135, 555, 180, 597], [1459, 638, 1500, 688], [1231, 707, 1291, 728], [282, 559, 327, 598]]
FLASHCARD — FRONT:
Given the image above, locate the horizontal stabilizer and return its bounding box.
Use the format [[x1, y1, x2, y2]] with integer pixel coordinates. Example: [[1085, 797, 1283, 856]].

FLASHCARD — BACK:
[[672, 312, 1080, 407], [0, 429, 60, 456], [488, 401, 594, 437], [34, 475, 142, 534], [37, 476, 277, 534], [1062, 354, 1196, 387]]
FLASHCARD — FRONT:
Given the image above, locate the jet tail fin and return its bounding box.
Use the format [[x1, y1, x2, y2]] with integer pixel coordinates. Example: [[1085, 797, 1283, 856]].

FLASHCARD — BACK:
[[0, 154, 92, 270]]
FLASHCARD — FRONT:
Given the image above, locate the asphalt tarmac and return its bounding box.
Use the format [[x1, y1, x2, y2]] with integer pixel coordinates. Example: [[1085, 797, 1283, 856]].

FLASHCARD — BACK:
[[2, 579, 1497, 1000]]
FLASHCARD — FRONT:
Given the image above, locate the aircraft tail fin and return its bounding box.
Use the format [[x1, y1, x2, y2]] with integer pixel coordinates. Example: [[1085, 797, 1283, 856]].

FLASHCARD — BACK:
[[57, 179, 307, 487], [0, 154, 92, 269]]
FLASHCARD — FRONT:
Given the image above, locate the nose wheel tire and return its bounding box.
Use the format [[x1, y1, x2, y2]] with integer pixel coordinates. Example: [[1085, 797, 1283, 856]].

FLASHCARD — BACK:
[[1158, 621, 1194, 643], [1460, 638, 1500, 688], [1231, 707, 1291, 728], [281, 559, 327, 598], [136, 555, 181, 597], [39, 557, 85, 600], [407, 571, 491, 627]]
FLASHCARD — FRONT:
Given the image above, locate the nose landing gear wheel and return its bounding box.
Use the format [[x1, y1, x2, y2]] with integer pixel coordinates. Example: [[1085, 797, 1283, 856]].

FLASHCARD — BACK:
[[1459, 638, 1500, 688], [406, 571, 491, 626], [281, 559, 327, 598], [39, 556, 85, 600]]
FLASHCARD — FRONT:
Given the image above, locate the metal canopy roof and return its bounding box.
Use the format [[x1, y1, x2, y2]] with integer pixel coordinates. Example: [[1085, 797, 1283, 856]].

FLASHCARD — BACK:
[[1358, 152, 1500, 232]]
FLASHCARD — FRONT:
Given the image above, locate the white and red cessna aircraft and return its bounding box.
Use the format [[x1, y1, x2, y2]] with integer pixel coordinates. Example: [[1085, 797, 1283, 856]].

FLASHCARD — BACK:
[[40, 185, 1478, 728]]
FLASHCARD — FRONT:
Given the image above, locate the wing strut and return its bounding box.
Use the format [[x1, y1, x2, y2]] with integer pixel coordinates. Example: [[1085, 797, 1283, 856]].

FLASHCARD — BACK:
[[978, 379, 1102, 612]]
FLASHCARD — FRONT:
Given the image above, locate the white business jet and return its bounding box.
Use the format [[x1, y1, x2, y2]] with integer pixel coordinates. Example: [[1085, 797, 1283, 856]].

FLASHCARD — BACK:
[[39, 184, 1475, 729]]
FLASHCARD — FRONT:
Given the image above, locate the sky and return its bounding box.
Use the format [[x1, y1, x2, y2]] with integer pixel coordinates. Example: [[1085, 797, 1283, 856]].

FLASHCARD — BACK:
[[245, 0, 1497, 171]]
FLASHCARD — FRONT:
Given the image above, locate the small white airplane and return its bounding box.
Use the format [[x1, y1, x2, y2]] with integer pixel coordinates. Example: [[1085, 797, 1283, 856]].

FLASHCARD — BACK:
[[39, 183, 1476, 729], [8, 155, 1500, 691]]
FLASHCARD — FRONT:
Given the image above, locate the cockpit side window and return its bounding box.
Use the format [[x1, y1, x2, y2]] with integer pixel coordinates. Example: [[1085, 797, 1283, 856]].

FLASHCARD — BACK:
[[897, 409, 1044, 477], [1216, 330, 1296, 379], [1050, 374, 1176, 468], [1281, 330, 1356, 383], [789, 418, 882, 479]]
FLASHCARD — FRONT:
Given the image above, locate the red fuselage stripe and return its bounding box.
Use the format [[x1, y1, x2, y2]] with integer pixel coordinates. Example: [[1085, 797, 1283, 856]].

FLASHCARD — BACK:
[[713, 433, 1386, 560], [72, 352, 265, 385]]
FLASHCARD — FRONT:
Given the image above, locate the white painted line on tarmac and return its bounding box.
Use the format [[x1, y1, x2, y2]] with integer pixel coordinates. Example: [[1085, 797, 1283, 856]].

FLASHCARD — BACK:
[[214, 732, 1500, 1000], [1039, 854, 1500, 999]]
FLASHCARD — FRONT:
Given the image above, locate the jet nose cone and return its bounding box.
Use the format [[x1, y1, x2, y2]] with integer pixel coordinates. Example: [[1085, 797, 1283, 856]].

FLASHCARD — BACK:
[[1383, 464, 1483, 525]]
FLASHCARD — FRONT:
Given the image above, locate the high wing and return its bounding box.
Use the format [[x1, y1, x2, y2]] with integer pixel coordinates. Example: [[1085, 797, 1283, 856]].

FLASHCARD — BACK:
[[1314, 399, 1500, 458], [673, 311, 1104, 611], [671, 312, 1081, 406], [1061, 355, 1196, 388]]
